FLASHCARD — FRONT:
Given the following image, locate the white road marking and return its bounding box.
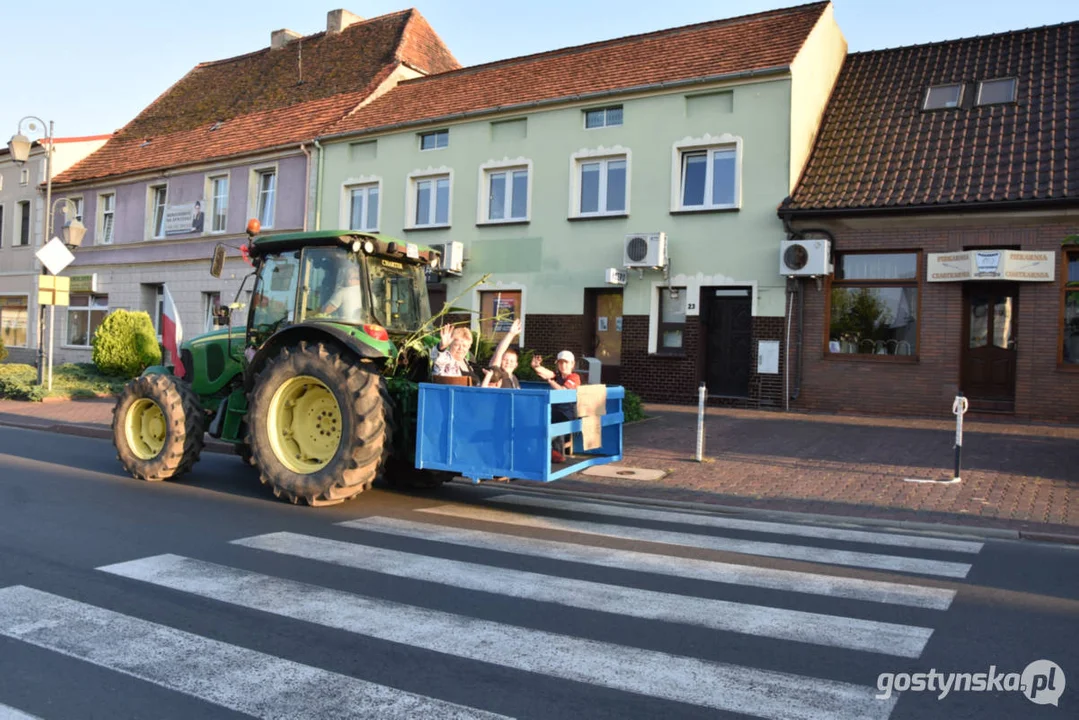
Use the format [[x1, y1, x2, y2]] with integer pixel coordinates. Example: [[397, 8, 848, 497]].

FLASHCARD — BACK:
[[234, 532, 933, 657], [487, 494, 984, 553], [415, 504, 973, 578], [343, 517, 956, 609], [0, 704, 41, 720], [0, 585, 506, 720], [99, 555, 897, 720]]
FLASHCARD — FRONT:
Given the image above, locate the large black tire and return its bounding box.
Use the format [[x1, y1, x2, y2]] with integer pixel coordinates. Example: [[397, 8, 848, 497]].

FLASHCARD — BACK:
[[112, 374, 205, 481], [247, 341, 390, 506]]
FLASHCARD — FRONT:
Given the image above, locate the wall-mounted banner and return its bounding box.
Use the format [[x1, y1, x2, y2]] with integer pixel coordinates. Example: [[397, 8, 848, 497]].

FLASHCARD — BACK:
[[165, 200, 206, 235], [927, 250, 1056, 282]]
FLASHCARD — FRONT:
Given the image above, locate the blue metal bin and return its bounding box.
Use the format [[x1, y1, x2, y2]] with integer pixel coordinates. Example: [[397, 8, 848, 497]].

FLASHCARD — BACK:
[[414, 383, 625, 482]]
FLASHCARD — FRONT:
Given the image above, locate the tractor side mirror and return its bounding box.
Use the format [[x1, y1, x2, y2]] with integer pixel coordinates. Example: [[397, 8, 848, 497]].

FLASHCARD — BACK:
[[210, 244, 226, 278]]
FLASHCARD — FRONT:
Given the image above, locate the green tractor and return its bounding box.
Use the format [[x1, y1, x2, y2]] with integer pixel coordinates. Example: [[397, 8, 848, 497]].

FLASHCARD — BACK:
[[111, 223, 452, 506]]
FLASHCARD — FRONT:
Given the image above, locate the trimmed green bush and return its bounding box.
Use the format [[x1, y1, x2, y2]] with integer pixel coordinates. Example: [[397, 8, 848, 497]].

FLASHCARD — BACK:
[[0, 364, 45, 401], [92, 310, 162, 378], [0, 335, 7, 363], [623, 390, 645, 423]]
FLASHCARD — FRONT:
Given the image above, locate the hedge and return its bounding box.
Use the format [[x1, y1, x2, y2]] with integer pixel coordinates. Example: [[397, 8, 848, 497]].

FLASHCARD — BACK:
[[92, 310, 162, 378]]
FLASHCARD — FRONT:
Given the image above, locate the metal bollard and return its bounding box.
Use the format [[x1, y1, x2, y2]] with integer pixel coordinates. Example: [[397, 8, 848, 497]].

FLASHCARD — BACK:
[[951, 392, 969, 482], [695, 382, 706, 462]]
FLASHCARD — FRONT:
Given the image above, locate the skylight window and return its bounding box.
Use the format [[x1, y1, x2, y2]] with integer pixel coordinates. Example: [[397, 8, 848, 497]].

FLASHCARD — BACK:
[[976, 78, 1016, 106], [923, 84, 963, 110]]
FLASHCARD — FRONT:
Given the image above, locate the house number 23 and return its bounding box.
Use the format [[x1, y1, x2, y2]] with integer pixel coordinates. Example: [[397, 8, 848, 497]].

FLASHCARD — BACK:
[[687, 303, 696, 310]]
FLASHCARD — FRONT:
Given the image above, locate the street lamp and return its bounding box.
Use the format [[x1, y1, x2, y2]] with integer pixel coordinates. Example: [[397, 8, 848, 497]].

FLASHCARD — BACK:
[[9, 116, 55, 386]]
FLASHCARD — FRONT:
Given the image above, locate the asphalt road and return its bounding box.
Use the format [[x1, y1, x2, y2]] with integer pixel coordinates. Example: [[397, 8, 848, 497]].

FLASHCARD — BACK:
[[0, 425, 1075, 720]]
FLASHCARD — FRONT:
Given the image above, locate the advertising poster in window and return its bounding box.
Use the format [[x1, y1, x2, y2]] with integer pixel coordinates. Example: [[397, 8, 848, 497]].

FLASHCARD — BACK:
[[165, 199, 206, 235], [480, 290, 521, 342]]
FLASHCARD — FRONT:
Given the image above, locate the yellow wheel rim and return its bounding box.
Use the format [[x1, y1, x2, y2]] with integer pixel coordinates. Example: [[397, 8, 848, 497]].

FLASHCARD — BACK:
[[125, 398, 167, 460], [267, 375, 342, 474]]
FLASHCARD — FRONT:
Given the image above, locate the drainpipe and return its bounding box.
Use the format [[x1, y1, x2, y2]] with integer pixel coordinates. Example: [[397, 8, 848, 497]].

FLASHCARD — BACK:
[[312, 138, 325, 231], [299, 143, 311, 231]]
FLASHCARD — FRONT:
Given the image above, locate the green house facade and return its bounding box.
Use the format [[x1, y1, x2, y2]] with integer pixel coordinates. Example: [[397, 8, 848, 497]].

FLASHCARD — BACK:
[[316, 1, 846, 404]]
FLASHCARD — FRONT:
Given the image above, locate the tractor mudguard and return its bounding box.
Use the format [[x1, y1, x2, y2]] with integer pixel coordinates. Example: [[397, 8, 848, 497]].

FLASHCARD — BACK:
[[246, 323, 393, 386]]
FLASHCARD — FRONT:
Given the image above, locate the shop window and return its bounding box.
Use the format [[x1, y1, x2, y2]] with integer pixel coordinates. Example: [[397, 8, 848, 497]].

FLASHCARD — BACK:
[[67, 294, 109, 347], [657, 287, 686, 353], [0, 296, 28, 347], [1063, 250, 1079, 365], [479, 290, 522, 345], [828, 253, 918, 357]]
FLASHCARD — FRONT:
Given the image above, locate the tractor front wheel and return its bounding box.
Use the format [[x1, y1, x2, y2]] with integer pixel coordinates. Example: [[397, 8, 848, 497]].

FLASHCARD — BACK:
[[247, 341, 390, 506], [112, 374, 205, 481]]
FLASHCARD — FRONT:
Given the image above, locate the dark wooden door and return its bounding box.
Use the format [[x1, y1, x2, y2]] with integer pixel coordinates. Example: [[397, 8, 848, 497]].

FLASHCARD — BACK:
[[702, 289, 752, 397], [585, 289, 623, 385], [961, 284, 1018, 412]]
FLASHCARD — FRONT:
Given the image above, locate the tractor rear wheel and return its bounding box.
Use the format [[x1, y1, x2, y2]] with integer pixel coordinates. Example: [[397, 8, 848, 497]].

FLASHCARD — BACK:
[[247, 341, 390, 506], [112, 373, 205, 481]]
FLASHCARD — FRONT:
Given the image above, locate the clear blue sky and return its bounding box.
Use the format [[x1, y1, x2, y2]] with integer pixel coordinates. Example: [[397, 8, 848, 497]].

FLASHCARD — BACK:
[[1, 0, 1075, 139]]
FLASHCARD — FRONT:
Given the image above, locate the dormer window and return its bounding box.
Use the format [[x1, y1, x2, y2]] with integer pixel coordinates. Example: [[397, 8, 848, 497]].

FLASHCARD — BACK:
[[419, 130, 448, 151], [976, 78, 1016, 106], [923, 84, 963, 110]]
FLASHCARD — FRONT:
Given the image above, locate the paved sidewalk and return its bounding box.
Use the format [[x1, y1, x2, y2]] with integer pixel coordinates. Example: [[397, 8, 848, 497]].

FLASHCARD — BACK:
[[2, 397, 1076, 537]]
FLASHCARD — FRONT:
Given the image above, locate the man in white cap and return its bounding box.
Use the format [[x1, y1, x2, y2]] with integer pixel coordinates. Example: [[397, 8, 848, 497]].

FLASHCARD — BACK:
[[532, 349, 582, 462]]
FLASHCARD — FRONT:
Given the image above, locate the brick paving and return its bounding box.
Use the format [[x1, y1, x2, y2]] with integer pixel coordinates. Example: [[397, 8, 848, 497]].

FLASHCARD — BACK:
[[1, 397, 1076, 536]]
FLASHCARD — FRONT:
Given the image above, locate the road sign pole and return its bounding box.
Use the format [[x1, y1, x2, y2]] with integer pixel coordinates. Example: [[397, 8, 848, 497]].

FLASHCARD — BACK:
[[47, 304, 56, 391]]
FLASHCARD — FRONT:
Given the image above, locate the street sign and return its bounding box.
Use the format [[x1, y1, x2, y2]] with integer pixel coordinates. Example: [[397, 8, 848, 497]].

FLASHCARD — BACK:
[[39, 275, 71, 306], [35, 237, 76, 276]]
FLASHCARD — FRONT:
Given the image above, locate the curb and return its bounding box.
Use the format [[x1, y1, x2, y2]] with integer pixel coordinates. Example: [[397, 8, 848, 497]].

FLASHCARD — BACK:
[[4, 417, 1078, 544]]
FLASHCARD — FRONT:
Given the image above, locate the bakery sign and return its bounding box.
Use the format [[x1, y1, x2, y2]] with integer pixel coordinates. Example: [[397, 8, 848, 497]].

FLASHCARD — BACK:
[[927, 250, 1056, 282]]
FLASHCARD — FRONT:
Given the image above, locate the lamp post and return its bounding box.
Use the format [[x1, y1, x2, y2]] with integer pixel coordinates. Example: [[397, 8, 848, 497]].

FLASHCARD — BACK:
[[8, 117, 54, 387], [40, 198, 87, 390]]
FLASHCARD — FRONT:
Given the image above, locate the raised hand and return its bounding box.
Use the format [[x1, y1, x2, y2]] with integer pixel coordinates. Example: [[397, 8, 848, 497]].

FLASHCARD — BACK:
[[509, 318, 522, 337], [439, 324, 455, 350], [530, 354, 543, 369]]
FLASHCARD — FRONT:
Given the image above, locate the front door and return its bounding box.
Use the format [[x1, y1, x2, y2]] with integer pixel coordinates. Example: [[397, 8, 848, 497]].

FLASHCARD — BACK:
[[586, 290, 622, 385], [702, 288, 752, 397], [961, 284, 1019, 412]]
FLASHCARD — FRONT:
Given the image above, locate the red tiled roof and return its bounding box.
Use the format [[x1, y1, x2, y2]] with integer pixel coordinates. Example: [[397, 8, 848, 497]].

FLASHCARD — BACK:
[[54, 9, 458, 185], [326, 2, 830, 136], [784, 22, 1079, 213]]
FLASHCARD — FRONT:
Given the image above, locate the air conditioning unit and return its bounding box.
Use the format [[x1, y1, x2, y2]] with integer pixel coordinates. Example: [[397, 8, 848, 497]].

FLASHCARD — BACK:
[[779, 239, 832, 277], [432, 241, 464, 275], [623, 232, 668, 269]]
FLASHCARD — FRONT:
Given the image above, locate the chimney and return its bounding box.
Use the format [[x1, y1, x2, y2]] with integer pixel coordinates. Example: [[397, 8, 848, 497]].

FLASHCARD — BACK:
[[271, 28, 302, 50], [327, 9, 363, 34]]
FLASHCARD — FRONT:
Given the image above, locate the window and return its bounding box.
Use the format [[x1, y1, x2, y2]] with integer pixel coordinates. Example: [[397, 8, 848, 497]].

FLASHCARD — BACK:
[[479, 289, 522, 344], [923, 83, 963, 110], [66, 294, 109, 347], [149, 185, 167, 239], [829, 253, 919, 357], [484, 167, 529, 222], [678, 146, 737, 210], [419, 130, 449, 151], [256, 170, 276, 228], [210, 175, 228, 233], [412, 174, 450, 227], [69, 197, 83, 223], [0, 296, 28, 347], [19, 168, 28, 186], [657, 288, 687, 353], [584, 106, 623, 129], [250, 251, 299, 341], [577, 156, 627, 216], [348, 184, 379, 231], [98, 193, 115, 244], [17, 201, 30, 246], [1063, 250, 1079, 366], [977, 78, 1016, 106], [0, 205, 4, 248], [204, 292, 222, 332]]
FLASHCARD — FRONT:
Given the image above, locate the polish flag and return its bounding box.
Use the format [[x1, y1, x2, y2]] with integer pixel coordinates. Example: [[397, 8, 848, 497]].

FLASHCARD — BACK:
[[161, 284, 185, 378]]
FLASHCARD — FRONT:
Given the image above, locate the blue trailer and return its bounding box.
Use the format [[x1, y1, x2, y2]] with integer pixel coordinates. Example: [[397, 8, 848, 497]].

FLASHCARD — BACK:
[[414, 382, 625, 483]]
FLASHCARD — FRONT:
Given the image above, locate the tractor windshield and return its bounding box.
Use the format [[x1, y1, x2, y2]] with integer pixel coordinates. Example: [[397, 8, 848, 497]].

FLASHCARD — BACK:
[[300, 247, 366, 324], [367, 257, 431, 334]]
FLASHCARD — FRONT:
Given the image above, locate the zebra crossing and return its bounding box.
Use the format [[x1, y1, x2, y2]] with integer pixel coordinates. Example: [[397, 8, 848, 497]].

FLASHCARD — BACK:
[[0, 492, 985, 720]]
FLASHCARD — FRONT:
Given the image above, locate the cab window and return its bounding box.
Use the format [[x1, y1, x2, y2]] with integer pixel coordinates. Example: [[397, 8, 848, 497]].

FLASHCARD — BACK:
[[249, 251, 299, 343]]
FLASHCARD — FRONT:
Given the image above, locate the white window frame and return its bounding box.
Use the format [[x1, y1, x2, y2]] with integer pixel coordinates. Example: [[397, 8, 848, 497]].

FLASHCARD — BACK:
[[249, 165, 278, 230], [340, 177, 382, 232], [976, 77, 1017, 106], [203, 291, 222, 333], [419, 129, 449, 151], [16, 200, 31, 247], [568, 146, 630, 218], [0, 293, 30, 348], [583, 105, 624, 129], [19, 168, 28, 186], [68, 196, 84, 223], [923, 83, 964, 110], [469, 281, 527, 348], [96, 192, 115, 245], [208, 173, 229, 234], [148, 184, 168, 239], [0, 203, 5, 248], [63, 293, 109, 348], [670, 134, 743, 213], [477, 158, 532, 225], [405, 168, 453, 229]]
